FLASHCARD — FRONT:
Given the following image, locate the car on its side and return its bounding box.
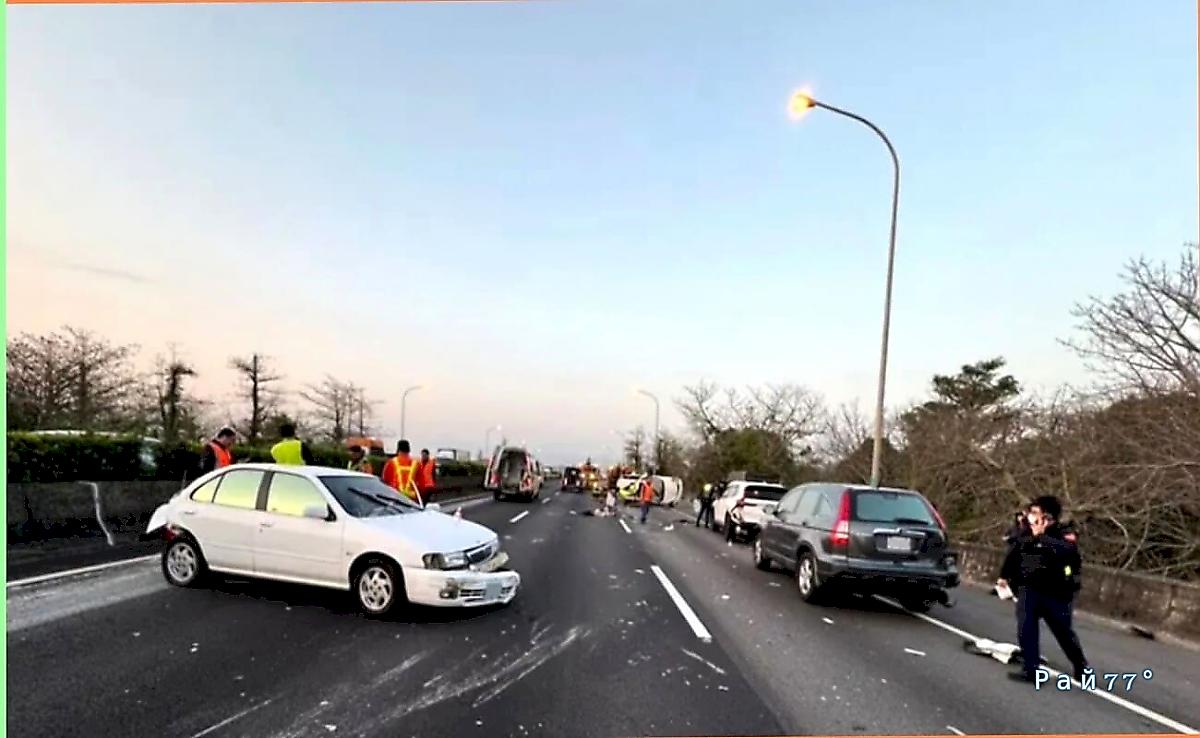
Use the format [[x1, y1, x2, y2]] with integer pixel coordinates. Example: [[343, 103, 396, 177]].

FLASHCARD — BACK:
[[144, 464, 519, 616], [754, 483, 958, 612], [711, 481, 787, 542]]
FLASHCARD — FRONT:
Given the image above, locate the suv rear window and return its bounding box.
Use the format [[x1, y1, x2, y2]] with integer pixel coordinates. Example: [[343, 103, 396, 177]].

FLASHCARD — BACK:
[[744, 485, 786, 501], [853, 491, 935, 524]]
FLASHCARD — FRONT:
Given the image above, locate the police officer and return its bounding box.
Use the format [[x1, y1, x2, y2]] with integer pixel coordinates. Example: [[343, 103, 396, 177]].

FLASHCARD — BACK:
[[997, 495, 1090, 683]]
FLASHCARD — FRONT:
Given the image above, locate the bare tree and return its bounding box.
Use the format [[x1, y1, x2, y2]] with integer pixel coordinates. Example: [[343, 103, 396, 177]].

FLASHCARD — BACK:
[[300, 375, 356, 443], [153, 347, 200, 442], [344, 382, 381, 437], [7, 326, 142, 432], [230, 353, 283, 444], [676, 381, 825, 451], [623, 426, 647, 470], [1064, 246, 1200, 397]]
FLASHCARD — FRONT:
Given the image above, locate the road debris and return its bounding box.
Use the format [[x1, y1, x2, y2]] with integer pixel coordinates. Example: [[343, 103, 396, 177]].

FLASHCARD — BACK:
[[720, 594, 730, 600], [822, 617, 835, 625], [904, 648, 926, 657], [680, 648, 727, 676]]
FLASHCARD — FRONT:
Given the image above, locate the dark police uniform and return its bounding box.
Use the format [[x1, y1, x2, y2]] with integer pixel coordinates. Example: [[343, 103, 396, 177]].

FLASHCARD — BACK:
[[1000, 524, 1088, 679]]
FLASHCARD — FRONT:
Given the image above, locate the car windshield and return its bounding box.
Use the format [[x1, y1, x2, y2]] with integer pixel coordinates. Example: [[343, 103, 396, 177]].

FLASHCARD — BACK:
[[744, 485, 786, 501], [853, 491, 936, 525], [321, 475, 422, 518]]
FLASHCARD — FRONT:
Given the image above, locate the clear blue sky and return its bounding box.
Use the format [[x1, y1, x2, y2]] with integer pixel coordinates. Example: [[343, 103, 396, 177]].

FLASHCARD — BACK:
[[8, 0, 1197, 464]]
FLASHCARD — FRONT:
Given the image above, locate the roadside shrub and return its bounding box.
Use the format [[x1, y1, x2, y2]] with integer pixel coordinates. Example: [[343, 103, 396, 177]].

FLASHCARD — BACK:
[[7, 433, 153, 483]]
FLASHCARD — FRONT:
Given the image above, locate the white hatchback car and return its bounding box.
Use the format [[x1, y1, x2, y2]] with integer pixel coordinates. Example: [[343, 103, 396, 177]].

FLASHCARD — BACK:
[[145, 464, 520, 616]]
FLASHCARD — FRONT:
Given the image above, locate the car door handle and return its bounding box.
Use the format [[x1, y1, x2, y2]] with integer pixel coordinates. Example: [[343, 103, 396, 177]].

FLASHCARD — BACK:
[[259, 521, 274, 528], [181, 510, 197, 517]]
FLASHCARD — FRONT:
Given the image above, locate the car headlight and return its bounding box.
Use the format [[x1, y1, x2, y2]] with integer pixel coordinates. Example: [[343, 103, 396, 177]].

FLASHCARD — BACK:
[[423, 551, 469, 570]]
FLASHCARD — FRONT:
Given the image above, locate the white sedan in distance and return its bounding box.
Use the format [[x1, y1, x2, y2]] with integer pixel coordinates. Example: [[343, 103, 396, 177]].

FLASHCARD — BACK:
[[144, 464, 519, 616]]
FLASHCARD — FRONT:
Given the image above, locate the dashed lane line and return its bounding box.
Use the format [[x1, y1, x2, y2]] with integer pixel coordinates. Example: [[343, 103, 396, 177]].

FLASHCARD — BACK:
[[650, 565, 713, 643]]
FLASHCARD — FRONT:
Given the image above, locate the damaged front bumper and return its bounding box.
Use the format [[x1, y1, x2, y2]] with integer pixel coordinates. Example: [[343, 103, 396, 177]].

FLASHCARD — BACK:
[[406, 555, 521, 608]]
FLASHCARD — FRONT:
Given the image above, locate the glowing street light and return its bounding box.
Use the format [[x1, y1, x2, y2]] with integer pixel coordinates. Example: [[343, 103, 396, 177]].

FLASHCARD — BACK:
[[787, 88, 900, 488]]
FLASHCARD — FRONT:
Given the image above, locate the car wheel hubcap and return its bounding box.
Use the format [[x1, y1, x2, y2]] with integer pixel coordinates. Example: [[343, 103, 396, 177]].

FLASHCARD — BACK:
[[167, 543, 197, 583], [359, 566, 394, 612], [798, 559, 813, 595]]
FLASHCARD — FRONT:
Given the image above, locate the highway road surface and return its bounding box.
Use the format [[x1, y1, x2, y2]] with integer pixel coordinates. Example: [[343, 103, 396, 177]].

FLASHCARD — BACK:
[[8, 482, 1199, 738]]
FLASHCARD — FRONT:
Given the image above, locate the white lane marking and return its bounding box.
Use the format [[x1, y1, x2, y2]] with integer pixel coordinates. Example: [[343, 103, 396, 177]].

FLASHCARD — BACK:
[[680, 647, 727, 675], [190, 698, 273, 738], [650, 565, 713, 643], [904, 648, 927, 657], [509, 511, 530, 524], [947, 726, 966, 736], [619, 519, 632, 534], [7, 554, 159, 589], [875, 595, 1199, 734]]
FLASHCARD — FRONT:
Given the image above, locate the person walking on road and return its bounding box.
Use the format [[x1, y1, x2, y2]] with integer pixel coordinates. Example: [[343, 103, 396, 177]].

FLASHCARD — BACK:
[[383, 440, 422, 504], [997, 495, 1090, 683], [271, 423, 315, 466], [696, 483, 716, 529], [199, 427, 237, 475], [347, 445, 374, 475], [416, 448, 437, 502], [638, 474, 655, 524]]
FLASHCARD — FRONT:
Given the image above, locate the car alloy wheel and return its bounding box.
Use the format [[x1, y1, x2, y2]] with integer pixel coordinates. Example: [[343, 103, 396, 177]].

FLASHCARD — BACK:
[[797, 555, 815, 597], [165, 541, 199, 585], [754, 537, 771, 570], [358, 565, 395, 614]]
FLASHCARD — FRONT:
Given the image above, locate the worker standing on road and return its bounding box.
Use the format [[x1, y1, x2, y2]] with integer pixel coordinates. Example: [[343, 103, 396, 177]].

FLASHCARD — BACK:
[[696, 483, 716, 529], [383, 440, 422, 504], [638, 474, 655, 525], [271, 423, 315, 466], [199, 427, 237, 475], [997, 495, 1090, 684], [347, 445, 374, 475], [416, 448, 437, 502]]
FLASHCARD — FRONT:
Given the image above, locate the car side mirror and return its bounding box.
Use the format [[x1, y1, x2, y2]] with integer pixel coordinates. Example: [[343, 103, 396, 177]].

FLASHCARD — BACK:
[[303, 505, 331, 520], [425, 502, 442, 513]]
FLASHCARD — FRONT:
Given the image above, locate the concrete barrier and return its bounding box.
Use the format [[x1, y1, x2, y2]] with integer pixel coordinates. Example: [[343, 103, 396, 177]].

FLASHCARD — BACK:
[[7, 476, 488, 542], [955, 541, 1200, 642]]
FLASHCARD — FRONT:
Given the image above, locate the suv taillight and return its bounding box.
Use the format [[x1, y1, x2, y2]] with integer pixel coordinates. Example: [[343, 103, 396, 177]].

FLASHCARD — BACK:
[[831, 490, 851, 548], [928, 502, 947, 532]]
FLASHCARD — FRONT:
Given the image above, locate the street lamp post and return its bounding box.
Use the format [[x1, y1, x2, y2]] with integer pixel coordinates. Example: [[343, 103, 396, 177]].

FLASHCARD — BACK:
[[484, 425, 502, 459], [789, 90, 900, 489], [636, 389, 661, 471], [400, 385, 424, 440]]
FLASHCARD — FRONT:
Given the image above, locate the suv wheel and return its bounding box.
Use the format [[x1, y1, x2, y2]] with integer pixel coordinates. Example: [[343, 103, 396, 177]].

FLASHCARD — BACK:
[[162, 536, 208, 588], [753, 537, 772, 571], [354, 559, 405, 617], [796, 551, 824, 603]]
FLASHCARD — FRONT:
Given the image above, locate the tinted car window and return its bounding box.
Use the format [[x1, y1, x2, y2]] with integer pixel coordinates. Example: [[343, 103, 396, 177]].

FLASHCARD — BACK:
[[266, 473, 328, 517], [745, 485, 786, 501], [853, 491, 935, 524], [777, 489, 803, 514], [190, 476, 221, 503], [212, 470, 265, 510]]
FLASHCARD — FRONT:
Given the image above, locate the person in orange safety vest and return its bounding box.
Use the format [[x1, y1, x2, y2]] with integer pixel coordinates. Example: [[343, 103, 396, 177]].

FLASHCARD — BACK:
[[638, 474, 656, 525], [382, 440, 422, 504], [416, 448, 437, 501], [198, 427, 237, 475]]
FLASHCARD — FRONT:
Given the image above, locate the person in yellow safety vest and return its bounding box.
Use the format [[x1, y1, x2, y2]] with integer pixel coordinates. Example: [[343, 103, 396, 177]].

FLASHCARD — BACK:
[[382, 440, 422, 504], [271, 423, 315, 465]]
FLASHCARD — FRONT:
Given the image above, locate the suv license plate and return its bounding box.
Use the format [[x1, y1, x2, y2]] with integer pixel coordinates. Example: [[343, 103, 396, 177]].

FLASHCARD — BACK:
[[885, 536, 911, 551], [485, 581, 502, 600]]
